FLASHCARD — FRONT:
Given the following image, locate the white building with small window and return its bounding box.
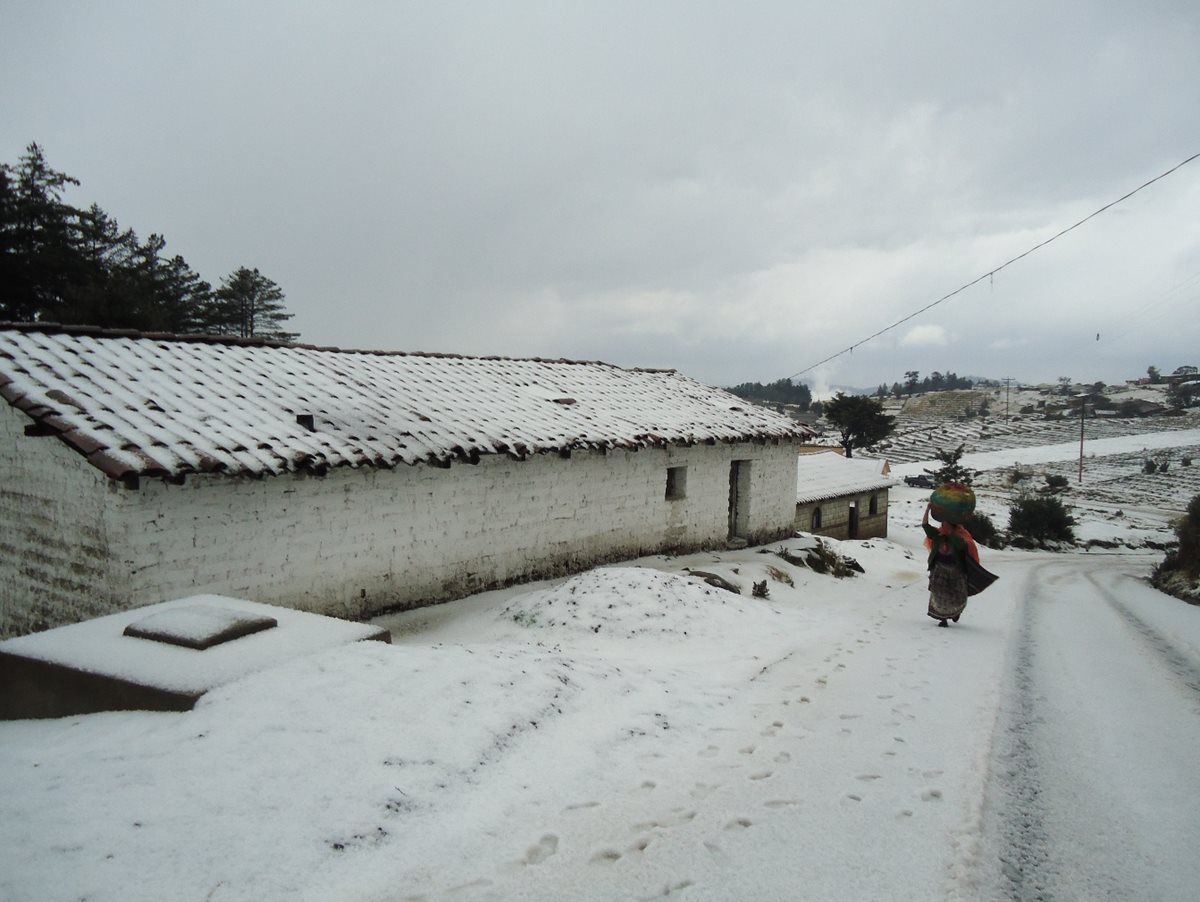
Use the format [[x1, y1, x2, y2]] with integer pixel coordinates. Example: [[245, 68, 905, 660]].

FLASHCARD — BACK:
[[794, 451, 898, 540], [0, 325, 812, 637]]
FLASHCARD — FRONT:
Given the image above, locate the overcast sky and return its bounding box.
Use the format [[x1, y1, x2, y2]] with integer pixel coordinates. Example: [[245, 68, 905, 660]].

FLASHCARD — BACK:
[[3, 1, 1198, 392]]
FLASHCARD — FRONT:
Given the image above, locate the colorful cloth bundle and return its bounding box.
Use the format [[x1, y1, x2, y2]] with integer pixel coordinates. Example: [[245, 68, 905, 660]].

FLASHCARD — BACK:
[[930, 482, 976, 524]]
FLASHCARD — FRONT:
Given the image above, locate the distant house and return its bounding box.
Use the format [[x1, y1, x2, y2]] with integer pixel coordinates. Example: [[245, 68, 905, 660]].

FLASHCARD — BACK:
[[0, 324, 812, 637], [794, 451, 898, 540], [1163, 366, 1198, 386]]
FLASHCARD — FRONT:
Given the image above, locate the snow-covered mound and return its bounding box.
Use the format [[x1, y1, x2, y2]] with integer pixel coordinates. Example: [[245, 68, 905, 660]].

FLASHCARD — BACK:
[[498, 566, 775, 640]]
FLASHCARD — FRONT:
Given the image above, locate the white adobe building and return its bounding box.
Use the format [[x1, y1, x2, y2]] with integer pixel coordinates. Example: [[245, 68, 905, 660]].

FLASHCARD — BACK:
[[0, 325, 811, 637], [794, 451, 898, 540]]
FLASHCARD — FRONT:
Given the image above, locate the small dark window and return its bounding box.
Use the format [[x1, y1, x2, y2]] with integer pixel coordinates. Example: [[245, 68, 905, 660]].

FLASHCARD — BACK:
[[665, 466, 687, 500], [811, 506, 822, 530], [869, 494, 879, 515]]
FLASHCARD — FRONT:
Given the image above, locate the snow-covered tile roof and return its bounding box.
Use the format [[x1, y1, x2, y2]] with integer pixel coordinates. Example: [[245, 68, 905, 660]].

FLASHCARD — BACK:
[[795, 451, 898, 503], [0, 324, 812, 481]]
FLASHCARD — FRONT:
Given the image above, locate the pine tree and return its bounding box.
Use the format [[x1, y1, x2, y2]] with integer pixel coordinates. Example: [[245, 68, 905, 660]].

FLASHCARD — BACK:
[[0, 142, 81, 322], [1, 143, 297, 340], [208, 267, 298, 341]]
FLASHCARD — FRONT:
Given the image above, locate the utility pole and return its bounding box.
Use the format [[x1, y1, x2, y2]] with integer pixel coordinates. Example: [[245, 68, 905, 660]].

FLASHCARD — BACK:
[[1077, 392, 1088, 484], [1003, 377, 1013, 422]]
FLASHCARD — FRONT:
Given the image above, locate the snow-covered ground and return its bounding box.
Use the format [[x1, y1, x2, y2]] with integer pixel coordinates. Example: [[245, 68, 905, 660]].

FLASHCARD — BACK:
[[2, 432, 1199, 901]]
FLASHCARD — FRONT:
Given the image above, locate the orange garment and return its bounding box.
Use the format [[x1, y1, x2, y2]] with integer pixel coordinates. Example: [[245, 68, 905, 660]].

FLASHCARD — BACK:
[[924, 523, 980, 564]]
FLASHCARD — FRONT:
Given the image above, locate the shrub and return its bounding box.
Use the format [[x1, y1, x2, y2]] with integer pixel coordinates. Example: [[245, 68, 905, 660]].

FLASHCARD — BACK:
[[964, 511, 1001, 548], [1045, 474, 1069, 489], [1152, 493, 1200, 597], [1144, 458, 1158, 474], [1178, 495, 1200, 576], [1008, 494, 1076, 546]]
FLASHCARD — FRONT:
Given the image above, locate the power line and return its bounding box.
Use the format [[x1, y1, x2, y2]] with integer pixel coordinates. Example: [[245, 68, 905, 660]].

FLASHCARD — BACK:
[[786, 151, 1200, 381]]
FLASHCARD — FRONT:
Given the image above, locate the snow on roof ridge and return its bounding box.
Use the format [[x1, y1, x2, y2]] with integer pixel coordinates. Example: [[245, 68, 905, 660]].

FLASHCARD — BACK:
[[0, 321, 675, 371], [0, 324, 811, 482]]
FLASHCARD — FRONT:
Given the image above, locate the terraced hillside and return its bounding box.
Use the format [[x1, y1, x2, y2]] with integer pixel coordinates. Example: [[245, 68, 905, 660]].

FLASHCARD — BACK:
[[868, 412, 1200, 464]]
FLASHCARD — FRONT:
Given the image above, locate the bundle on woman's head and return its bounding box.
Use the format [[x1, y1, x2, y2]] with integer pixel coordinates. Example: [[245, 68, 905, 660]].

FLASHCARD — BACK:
[[929, 482, 976, 525]]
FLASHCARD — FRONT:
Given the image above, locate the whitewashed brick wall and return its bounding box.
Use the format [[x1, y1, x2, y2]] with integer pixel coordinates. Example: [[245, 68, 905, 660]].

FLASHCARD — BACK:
[[0, 404, 123, 633], [1, 406, 800, 636]]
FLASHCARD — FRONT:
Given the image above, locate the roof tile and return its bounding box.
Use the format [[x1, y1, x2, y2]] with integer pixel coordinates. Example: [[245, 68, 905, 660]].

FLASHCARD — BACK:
[[1, 324, 812, 480]]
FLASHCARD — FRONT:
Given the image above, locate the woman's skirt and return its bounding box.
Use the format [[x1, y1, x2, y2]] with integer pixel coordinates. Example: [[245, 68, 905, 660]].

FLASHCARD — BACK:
[[928, 561, 968, 622]]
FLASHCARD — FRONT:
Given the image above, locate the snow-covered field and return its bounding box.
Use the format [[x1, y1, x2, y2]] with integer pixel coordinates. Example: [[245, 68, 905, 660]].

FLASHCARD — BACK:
[[3, 428, 1199, 901]]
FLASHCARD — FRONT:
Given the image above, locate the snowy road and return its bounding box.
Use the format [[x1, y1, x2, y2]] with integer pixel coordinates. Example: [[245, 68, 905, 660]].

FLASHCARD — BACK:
[[977, 554, 1200, 901], [5, 537, 1200, 901]]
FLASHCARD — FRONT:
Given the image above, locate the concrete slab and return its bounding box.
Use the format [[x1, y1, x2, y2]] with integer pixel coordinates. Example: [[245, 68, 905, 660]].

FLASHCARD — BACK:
[[0, 595, 390, 720]]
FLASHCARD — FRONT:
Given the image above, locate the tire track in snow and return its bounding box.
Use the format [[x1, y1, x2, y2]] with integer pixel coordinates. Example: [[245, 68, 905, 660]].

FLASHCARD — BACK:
[[1084, 570, 1200, 705], [981, 557, 1200, 901], [985, 564, 1055, 902]]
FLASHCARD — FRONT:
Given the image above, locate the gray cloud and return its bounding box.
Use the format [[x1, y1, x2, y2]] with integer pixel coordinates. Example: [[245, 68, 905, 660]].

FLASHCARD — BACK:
[[3, 1, 1198, 390]]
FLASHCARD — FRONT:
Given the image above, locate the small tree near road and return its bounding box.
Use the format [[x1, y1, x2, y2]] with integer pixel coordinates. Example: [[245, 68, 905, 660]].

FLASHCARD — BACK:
[[822, 393, 895, 459], [924, 443, 976, 486]]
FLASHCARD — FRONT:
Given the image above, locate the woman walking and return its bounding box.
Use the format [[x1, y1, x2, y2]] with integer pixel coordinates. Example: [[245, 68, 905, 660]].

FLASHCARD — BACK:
[[922, 500, 980, 626]]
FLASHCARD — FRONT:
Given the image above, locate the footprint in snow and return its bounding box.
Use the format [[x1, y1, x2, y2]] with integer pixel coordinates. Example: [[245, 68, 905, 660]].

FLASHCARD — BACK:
[[634, 810, 696, 831], [763, 799, 800, 809], [704, 840, 731, 865], [564, 801, 600, 813], [636, 879, 695, 900], [698, 745, 719, 758], [445, 878, 492, 897], [522, 834, 559, 865], [725, 817, 752, 830], [921, 789, 943, 802]]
